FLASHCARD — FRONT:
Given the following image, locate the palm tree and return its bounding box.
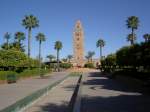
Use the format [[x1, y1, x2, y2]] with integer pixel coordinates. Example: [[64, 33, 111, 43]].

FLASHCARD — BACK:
[[22, 15, 39, 57], [87, 51, 95, 62], [126, 16, 139, 45], [54, 41, 63, 71], [127, 33, 136, 45], [36, 33, 46, 75], [1, 43, 8, 50], [96, 39, 105, 60], [14, 32, 25, 51], [143, 34, 150, 42], [4, 32, 11, 50], [67, 55, 73, 63], [85, 55, 90, 62], [47, 54, 56, 62], [15, 32, 25, 43]]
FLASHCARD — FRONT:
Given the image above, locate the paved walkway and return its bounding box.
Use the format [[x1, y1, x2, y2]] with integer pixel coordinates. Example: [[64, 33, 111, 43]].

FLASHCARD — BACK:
[[24, 76, 79, 112], [0, 72, 69, 111], [81, 72, 150, 112]]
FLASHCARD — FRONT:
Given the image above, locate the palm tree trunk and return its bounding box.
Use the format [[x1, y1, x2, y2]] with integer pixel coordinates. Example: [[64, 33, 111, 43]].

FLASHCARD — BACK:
[[18, 39, 21, 50], [100, 47, 102, 60], [145, 37, 149, 43], [7, 39, 9, 50], [131, 28, 134, 45], [131, 40, 134, 45], [145, 38, 148, 43], [57, 50, 59, 72], [39, 41, 41, 76], [67, 58, 71, 63], [28, 28, 31, 58], [18, 39, 21, 44], [50, 58, 52, 63]]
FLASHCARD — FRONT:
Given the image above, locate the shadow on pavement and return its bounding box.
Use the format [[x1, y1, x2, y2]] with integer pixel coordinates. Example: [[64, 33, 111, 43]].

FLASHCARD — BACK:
[[81, 94, 150, 112], [37, 101, 69, 112], [81, 72, 150, 112], [63, 84, 76, 91], [83, 72, 142, 93], [87, 72, 104, 77]]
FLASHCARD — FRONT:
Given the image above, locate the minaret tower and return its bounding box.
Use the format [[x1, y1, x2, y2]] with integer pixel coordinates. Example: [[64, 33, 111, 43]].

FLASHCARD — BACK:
[[73, 20, 84, 67]]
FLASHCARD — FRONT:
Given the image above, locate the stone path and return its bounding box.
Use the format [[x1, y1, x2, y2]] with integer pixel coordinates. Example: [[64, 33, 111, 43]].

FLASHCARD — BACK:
[[0, 72, 69, 111], [81, 72, 150, 112], [24, 76, 79, 112]]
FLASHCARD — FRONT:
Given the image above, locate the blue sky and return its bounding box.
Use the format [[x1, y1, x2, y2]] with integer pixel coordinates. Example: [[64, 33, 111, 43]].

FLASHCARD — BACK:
[[0, 0, 150, 61]]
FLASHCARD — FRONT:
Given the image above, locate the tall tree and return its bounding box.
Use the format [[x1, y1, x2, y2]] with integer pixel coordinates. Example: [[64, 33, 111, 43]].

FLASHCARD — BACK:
[[87, 51, 95, 62], [47, 54, 56, 62], [85, 55, 90, 62], [143, 34, 150, 42], [36, 33, 46, 75], [96, 39, 105, 60], [14, 32, 25, 51], [15, 32, 25, 43], [4, 32, 11, 50], [22, 15, 39, 57], [127, 33, 136, 45], [67, 55, 73, 63], [126, 16, 139, 45], [54, 41, 63, 71]]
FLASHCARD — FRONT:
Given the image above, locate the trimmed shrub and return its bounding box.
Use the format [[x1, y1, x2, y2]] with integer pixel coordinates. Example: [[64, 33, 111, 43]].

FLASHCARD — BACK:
[[0, 71, 16, 80], [18, 68, 51, 78], [101, 41, 150, 73], [116, 42, 150, 68], [0, 69, 51, 81], [0, 49, 40, 71], [0, 50, 28, 68], [40, 69, 51, 77], [84, 63, 94, 68], [7, 73, 17, 83], [60, 63, 73, 69], [101, 54, 117, 72], [17, 69, 39, 78]]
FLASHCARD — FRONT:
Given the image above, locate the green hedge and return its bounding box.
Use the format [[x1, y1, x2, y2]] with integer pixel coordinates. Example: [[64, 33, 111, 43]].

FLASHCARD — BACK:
[[116, 42, 150, 67], [101, 41, 150, 73], [17, 69, 51, 78], [0, 69, 51, 81], [0, 71, 16, 80], [7, 74, 17, 83], [84, 63, 94, 68], [0, 49, 40, 71], [60, 63, 73, 69], [17, 69, 40, 78]]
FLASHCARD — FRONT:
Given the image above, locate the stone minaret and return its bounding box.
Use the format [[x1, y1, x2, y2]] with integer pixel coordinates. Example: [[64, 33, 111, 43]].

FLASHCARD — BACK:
[[73, 20, 84, 67]]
